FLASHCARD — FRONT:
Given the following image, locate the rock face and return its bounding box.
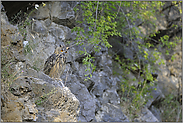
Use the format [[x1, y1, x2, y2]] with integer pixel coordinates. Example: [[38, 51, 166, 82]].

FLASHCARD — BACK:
[[1, 77, 38, 122], [1, 2, 80, 122], [30, 77, 80, 122], [1, 1, 182, 122]]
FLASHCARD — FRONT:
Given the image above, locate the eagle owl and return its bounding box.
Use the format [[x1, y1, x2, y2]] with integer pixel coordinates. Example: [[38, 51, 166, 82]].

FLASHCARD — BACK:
[[43, 45, 69, 79]]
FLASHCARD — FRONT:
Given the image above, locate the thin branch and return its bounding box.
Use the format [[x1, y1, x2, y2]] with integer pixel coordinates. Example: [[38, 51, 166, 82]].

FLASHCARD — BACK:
[[119, 6, 133, 43], [68, 40, 88, 48], [94, 1, 99, 30], [96, 1, 99, 20], [160, 1, 181, 13], [72, 1, 81, 9], [168, 107, 176, 116], [116, 2, 121, 16], [146, 37, 159, 43], [176, 106, 181, 122]]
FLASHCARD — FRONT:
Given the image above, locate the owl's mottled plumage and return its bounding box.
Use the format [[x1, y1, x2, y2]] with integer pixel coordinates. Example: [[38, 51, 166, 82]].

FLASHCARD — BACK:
[[43, 45, 69, 78]]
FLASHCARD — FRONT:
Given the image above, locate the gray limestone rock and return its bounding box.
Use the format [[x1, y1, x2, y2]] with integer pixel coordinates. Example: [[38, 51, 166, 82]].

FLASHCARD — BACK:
[[95, 103, 129, 122]]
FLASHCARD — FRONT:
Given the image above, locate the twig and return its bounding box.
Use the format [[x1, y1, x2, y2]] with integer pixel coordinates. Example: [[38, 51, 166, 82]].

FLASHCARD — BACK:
[[68, 40, 88, 49], [119, 6, 133, 43], [168, 107, 176, 116], [96, 1, 99, 21], [176, 106, 181, 122], [116, 2, 121, 17], [146, 37, 159, 43], [138, 56, 141, 79], [72, 1, 81, 9], [94, 1, 99, 30], [160, 1, 181, 13]]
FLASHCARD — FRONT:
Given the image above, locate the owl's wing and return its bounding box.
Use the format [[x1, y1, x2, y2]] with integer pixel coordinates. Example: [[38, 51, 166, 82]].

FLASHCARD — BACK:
[[43, 53, 58, 75]]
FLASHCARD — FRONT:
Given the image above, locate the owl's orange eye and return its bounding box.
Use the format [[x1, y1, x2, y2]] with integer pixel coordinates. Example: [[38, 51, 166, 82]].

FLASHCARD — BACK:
[[65, 51, 67, 53], [61, 50, 63, 52]]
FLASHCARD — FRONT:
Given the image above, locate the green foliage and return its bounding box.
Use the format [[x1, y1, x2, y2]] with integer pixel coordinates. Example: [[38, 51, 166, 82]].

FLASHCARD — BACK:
[[158, 94, 182, 122], [171, 54, 176, 61], [72, 2, 169, 81], [72, 1, 122, 79], [117, 57, 154, 110], [73, 1, 181, 121], [82, 48, 96, 81]]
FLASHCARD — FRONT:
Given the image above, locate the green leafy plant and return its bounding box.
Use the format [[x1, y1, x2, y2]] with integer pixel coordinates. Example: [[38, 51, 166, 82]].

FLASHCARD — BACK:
[[72, 1, 122, 80], [157, 94, 182, 122], [72, 1, 181, 121]]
